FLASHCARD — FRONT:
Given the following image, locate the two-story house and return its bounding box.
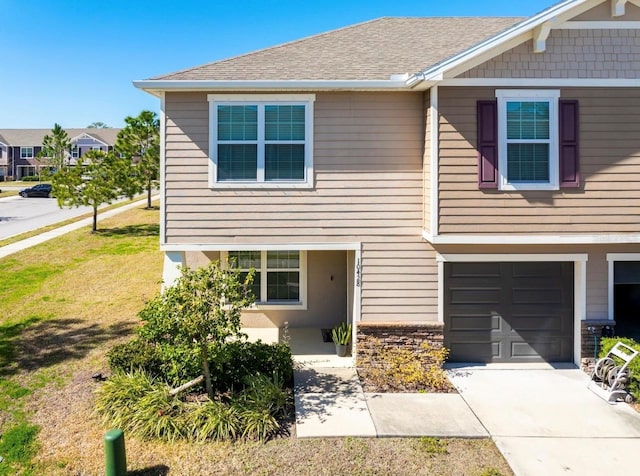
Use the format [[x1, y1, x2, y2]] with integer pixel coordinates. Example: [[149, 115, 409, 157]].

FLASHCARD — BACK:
[[0, 128, 121, 180], [135, 0, 640, 369]]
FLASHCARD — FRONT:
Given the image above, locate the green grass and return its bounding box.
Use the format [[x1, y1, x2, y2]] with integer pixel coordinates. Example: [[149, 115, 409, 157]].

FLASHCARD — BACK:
[[0, 205, 163, 474], [0, 422, 40, 476], [0, 190, 18, 198]]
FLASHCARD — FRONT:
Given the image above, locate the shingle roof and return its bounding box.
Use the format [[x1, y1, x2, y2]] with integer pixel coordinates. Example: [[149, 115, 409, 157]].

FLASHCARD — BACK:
[[0, 128, 121, 146], [152, 17, 523, 81]]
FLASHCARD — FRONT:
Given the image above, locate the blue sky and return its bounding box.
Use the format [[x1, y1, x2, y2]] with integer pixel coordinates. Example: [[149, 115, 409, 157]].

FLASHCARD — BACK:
[[0, 0, 557, 129]]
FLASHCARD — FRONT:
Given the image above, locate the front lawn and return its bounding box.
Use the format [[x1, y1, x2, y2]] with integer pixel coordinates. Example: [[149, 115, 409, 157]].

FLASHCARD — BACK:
[[0, 206, 512, 475]]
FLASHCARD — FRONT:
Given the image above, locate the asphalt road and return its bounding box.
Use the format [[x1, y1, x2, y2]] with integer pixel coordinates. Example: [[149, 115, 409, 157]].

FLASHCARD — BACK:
[[0, 195, 101, 240]]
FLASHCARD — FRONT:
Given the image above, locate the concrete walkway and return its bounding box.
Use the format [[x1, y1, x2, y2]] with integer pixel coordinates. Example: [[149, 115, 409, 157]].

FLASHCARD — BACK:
[[0, 195, 158, 259], [293, 366, 487, 439], [448, 367, 640, 476]]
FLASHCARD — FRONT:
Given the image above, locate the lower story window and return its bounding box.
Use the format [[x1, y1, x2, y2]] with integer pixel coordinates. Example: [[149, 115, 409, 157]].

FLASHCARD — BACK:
[[227, 250, 303, 305]]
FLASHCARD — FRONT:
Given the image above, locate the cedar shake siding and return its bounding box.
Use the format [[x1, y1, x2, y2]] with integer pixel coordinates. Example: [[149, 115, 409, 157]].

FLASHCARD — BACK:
[[438, 86, 640, 235], [164, 91, 439, 323], [458, 29, 640, 80]]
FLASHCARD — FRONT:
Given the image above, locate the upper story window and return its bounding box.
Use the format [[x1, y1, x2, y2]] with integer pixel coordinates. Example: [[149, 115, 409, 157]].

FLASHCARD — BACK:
[[225, 250, 306, 309], [20, 147, 34, 159], [496, 90, 560, 191], [208, 94, 315, 189], [71, 146, 79, 159], [91, 146, 102, 151]]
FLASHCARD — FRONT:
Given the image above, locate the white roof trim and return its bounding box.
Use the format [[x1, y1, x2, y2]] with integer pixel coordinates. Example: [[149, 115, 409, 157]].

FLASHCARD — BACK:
[[69, 132, 109, 146], [423, 230, 640, 245], [412, 0, 594, 83], [161, 243, 362, 251], [133, 79, 410, 92]]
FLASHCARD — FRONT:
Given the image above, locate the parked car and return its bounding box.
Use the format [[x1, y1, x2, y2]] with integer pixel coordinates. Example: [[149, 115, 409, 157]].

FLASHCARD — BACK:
[[19, 183, 52, 198]]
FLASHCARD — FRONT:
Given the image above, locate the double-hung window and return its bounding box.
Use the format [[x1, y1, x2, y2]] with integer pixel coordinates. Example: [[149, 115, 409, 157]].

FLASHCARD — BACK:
[[209, 94, 315, 188], [496, 90, 560, 191], [225, 250, 306, 309], [20, 147, 34, 159]]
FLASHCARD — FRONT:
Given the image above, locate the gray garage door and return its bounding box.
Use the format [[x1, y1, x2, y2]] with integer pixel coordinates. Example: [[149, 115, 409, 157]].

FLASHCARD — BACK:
[[444, 262, 574, 363]]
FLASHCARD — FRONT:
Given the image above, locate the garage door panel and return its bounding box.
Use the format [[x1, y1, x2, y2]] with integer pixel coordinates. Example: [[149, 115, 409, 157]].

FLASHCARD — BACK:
[[448, 314, 501, 331], [512, 288, 564, 304], [444, 261, 574, 363], [449, 341, 501, 361], [449, 287, 501, 304], [512, 262, 564, 278], [509, 314, 563, 332], [448, 262, 502, 278]]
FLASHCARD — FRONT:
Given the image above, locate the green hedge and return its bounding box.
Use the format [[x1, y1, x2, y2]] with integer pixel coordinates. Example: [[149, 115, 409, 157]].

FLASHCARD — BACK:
[[20, 176, 42, 182], [107, 338, 293, 393], [599, 337, 640, 400]]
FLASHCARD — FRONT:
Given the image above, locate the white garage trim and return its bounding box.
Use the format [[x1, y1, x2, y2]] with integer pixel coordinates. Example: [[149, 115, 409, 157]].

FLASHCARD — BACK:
[[606, 253, 640, 322], [436, 253, 588, 365]]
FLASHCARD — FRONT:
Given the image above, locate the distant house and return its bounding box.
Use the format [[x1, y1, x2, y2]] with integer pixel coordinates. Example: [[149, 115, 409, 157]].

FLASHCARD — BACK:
[[0, 128, 121, 180]]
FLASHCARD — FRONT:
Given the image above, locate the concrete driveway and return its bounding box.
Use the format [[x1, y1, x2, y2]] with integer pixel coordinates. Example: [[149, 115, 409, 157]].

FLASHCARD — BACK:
[[448, 366, 640, 475]]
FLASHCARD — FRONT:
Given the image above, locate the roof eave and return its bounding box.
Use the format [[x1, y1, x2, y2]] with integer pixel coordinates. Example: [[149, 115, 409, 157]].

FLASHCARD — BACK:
[[133, 79, 413, 94]]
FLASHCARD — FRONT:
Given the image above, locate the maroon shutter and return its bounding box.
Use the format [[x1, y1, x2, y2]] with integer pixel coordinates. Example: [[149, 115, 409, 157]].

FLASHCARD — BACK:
[[559, 100, 579, 188], [477, 100, 498, 189]]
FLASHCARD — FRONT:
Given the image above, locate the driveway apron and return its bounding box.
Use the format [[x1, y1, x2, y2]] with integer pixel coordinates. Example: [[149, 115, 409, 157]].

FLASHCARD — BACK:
[[448, 367, 640, 475]]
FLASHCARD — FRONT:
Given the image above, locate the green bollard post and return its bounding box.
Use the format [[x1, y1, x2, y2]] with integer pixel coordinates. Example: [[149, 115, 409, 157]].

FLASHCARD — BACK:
[[104, 429, 127, 476]]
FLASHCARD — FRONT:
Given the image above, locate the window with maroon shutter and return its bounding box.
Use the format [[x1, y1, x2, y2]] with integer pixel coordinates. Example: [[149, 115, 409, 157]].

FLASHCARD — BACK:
[[559, 100, 579, 188], [477, 100, 498, 189]]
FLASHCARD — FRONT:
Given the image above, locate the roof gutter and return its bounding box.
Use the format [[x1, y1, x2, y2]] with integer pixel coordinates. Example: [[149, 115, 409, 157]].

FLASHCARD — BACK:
[[133, 79, 411, 94]]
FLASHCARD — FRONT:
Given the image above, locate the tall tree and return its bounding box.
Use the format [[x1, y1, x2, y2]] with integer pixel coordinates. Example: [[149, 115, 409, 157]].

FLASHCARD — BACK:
[[87, 121, 109, 128], [37, 123, 71, 177], [52, 150, 134, 232], [116, 110, 159, 209]]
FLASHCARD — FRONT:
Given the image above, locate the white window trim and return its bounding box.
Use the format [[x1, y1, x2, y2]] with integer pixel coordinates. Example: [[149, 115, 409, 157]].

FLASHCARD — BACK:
[[496, 89, 560, 191], [208, 94, 315, 189], [221, 250, 307, 310], [91, 146, 102, 151], [20, 147, 34, 159]]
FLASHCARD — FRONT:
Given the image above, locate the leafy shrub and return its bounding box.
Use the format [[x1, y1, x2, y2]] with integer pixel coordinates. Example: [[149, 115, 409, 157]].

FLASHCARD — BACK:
[[358, 337, 452, 392], [108, 338, 293, 393], [107, 338, 164, 376], [20, 176, 42, 182], [599, 336, 640, 400]]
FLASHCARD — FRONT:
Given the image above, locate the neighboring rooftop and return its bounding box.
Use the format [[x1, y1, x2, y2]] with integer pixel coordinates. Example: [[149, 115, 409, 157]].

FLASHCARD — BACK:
[[0, 128, 121, 146], [151, 17, 523, 81]]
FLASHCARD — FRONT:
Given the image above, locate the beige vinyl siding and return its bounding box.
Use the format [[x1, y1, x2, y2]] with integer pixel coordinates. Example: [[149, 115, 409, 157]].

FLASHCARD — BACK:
[[423, 93, 431, 235], [438, 87, 640, 235], [165, 91, 424, 243], [459, 29, 640, 80], [361, 240, 438, 322], [165, 91, 438, 323]]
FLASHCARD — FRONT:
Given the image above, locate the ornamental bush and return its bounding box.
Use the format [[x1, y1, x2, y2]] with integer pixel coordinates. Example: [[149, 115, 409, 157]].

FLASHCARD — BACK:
[[95, 370, 289, 442], [101, 260, 294, 441]]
